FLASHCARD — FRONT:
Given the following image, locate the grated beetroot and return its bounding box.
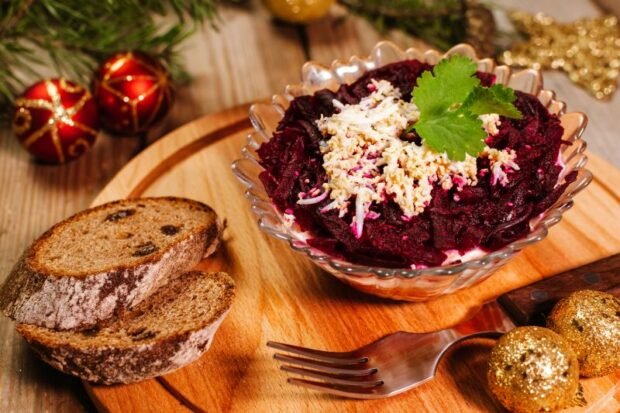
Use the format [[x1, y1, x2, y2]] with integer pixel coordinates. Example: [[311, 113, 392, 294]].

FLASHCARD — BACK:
[[257, 60, 576, 268]]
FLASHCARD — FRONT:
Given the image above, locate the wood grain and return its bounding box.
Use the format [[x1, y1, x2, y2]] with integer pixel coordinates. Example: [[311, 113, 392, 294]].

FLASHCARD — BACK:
[[1, 0, 619, 411], [83, 106, 620, 412], [84, 380, 192, 413]]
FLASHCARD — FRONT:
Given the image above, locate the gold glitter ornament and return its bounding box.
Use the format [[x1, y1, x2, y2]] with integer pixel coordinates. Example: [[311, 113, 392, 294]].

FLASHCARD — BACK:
[[488, 326, 585, 413], [500, 11, 620, 100], [548, 290, 620, 377], [262, 0, 334, 23]]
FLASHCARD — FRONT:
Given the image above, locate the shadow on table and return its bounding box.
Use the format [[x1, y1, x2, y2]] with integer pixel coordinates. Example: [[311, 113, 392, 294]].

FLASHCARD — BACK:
[[22, 344, 98, 412], [443, 339, 504, 412]]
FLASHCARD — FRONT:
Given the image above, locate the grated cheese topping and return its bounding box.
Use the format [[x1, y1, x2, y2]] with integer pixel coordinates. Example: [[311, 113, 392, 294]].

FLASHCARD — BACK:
[[485, 147, 519, 186], [480, 113, 501, 136], [310, 79, 519, 238]]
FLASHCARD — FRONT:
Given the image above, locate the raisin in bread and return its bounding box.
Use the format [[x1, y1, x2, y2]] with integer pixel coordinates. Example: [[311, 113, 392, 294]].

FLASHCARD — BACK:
[[0, 197, 224, 331], [17, 271, 235, 384]]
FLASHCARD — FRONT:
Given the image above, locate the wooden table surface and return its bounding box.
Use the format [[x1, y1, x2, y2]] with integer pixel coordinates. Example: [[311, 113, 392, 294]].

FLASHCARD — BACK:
[[1, 1, 618, 412]]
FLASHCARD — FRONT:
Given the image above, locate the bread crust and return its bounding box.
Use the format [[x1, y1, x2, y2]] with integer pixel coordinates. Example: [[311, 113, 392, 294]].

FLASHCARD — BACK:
[[0, 197, 223, 331], [17, 272, 235, 384]]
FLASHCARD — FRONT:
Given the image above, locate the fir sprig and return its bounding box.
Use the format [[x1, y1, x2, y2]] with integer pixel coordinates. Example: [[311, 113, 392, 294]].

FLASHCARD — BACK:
[[0, 0, 221, 113], [338, 0, 468, 50]]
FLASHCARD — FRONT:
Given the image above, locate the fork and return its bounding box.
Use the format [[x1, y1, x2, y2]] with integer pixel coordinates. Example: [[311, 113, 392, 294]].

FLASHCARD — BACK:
[[267, 302, 513, 399], [267, 254, 620, 399]]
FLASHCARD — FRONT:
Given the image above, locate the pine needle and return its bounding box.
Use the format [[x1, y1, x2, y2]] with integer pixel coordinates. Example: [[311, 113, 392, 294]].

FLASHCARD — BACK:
[[338, 0, 468, 51]]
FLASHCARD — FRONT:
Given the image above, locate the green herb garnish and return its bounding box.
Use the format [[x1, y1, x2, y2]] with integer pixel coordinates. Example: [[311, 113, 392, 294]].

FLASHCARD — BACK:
[[411, 56, 522, 161]]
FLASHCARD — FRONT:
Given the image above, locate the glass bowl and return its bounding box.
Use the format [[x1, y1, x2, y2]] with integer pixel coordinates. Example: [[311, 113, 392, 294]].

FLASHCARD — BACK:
[[231, 41, 591, 301]]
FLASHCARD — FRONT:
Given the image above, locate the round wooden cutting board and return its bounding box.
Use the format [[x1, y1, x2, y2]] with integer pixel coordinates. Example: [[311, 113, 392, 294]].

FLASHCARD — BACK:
[[85, 104, 620, 413]]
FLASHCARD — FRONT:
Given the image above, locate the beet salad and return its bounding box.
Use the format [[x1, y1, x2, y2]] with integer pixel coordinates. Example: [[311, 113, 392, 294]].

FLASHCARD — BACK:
[[257, 56, 575, 268]]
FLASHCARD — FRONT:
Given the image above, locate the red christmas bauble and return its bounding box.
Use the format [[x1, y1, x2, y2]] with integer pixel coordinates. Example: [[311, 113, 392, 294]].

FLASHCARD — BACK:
[[13, 78, 100, 164], [93, 51, 173, 135]]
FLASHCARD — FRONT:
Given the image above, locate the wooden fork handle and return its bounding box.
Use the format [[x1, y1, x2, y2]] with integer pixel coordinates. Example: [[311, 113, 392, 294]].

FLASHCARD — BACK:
[[497, 253, 620, 326]]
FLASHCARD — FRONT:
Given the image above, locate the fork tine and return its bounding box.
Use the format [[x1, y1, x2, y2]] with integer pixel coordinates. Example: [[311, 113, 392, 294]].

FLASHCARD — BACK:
[[287, 378, 382, 399], [267, 341, 366, 365], [281, 365, 383, 387], [273, 354, 377, 376]]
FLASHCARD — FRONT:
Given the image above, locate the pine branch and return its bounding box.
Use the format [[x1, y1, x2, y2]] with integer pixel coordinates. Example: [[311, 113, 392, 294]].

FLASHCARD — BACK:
[[339, 0, 468, 50], [0, 0, 221, 115]]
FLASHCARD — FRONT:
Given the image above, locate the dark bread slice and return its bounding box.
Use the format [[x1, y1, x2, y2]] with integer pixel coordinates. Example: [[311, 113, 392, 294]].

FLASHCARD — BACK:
[[17, 271, 235, 384], [0, 197, 223, 331]]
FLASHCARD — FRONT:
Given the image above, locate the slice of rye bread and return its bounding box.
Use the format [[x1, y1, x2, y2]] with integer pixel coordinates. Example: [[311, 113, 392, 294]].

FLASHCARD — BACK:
[[0, 197, 224, 331], [17, 271, 235, 384]]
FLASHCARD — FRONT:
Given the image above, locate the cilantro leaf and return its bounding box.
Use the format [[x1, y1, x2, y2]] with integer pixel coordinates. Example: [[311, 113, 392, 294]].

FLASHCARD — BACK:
[[461, 84, 522, 119], [414, 111, 487, 161], [410, 55, 522, 160], [413, 55, 480, 116]]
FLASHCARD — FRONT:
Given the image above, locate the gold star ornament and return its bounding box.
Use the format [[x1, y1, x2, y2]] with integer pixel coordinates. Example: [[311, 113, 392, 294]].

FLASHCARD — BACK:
[[500, 11, 620, 100]]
